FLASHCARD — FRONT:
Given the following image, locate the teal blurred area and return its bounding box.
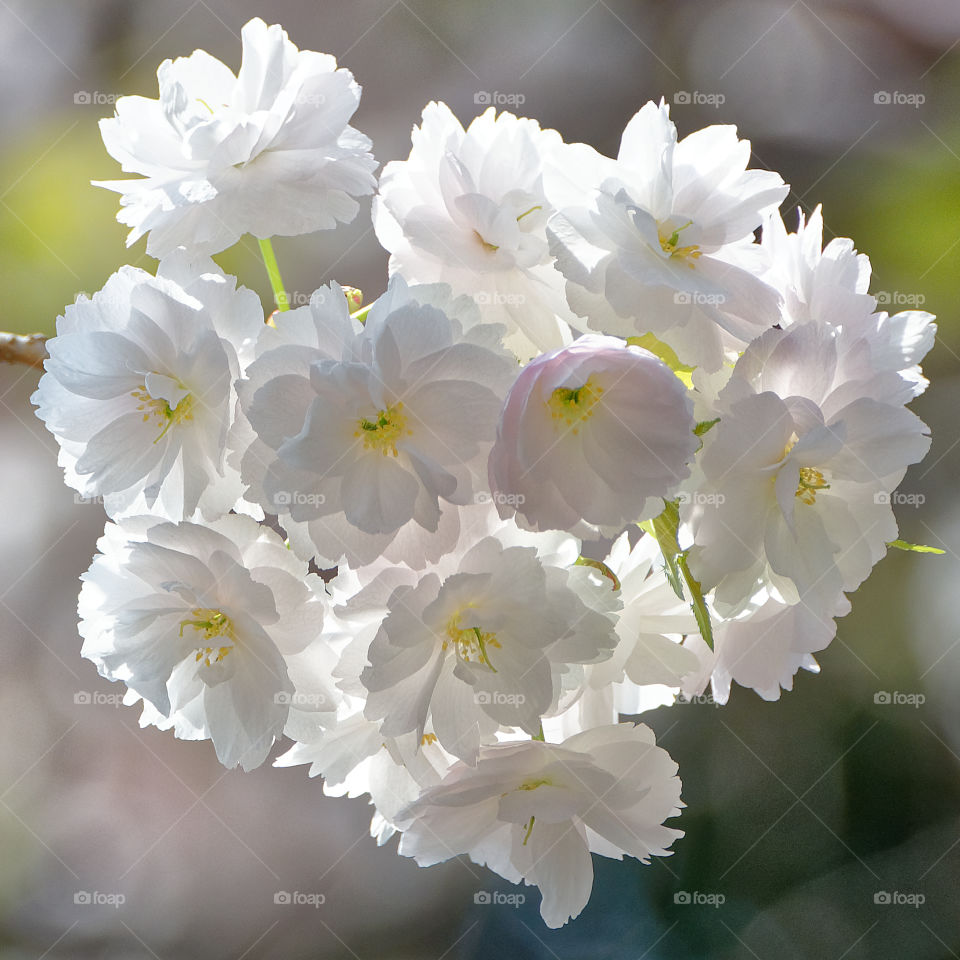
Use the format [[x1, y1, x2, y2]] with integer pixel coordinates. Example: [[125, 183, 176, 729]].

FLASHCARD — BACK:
[[0, 1, 958, 957]]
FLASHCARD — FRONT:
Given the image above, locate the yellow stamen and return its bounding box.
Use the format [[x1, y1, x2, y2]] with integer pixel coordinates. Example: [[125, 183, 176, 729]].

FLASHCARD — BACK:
[[796, 466, 830, 505], [658, 220, 702, 265], [546, 376, 604, 435], [420, 733, 438, 746], [354, 402, 410, 457], [131, 385, 194, 444], [179, 608, 235, 667], [442, 613, 500, 671]]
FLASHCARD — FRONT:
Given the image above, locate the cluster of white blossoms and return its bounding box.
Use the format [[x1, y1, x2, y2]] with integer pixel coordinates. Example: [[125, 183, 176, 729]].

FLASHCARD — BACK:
[[31, 20, 935, 928]]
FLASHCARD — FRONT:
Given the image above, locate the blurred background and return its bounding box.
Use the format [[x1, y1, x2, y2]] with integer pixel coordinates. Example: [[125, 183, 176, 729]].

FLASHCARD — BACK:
[[1, 0, 959, 957]]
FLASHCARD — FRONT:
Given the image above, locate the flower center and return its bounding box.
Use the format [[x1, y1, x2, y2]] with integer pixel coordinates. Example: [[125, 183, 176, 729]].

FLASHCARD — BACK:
[[179, 607, 235, 667], [796, 466, 830, 505], [442, 612, 500, 671], [658, 219, 701, 265], [547, 376, 604, 434], [517, 778, 551, 791], [354, 402, 410, 457], [132, 385, 195, 443]]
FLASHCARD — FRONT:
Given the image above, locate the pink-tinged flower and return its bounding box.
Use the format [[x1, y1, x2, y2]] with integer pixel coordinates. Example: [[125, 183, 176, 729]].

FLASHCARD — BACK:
[[488, 335, 698, 533]]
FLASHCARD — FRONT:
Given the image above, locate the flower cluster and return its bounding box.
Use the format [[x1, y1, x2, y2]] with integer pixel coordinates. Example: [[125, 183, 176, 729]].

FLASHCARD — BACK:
[[32, 20, 934, 927]]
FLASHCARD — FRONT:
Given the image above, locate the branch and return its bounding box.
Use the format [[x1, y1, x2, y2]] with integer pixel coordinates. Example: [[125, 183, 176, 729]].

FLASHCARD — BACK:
[[0, 332, 48, 368]]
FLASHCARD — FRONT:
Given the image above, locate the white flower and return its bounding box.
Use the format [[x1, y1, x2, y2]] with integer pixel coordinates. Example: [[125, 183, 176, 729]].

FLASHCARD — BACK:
[[687, 322, 931, 612], [78, 514, 335, 771], [549, 99, 788, 371], [374, 102, 588, 360], [703, 592, 849, 703], [276, 715, 456, 845], [359, 514, 619, 763], [238, 276, 518, 567], [763, 205, 936, 398], [488, 335, 698, 534], [584, 532, 701, 715], [395, 723, 683, 928], [761, 205, 875, 331], [96, 18, 377, 257], [33, 255, 263, 521]]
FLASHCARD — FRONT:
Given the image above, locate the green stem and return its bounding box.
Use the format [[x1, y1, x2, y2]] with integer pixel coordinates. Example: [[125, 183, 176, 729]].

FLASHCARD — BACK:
[[258, 237, 289, 312]]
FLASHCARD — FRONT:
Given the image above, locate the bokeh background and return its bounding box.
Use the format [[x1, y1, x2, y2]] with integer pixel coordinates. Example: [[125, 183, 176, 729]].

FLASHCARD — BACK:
[[1, 0, 959, 957]]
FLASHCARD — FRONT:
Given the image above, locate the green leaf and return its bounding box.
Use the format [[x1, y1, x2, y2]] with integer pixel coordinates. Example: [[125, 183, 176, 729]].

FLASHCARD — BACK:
[[694, 417, 720, 436], [640, 499, 715, 649], [887, 539, 945, 555], [626, 333, 696, 389], [639, 499, 685, 600], [678, 553, 714, 650]]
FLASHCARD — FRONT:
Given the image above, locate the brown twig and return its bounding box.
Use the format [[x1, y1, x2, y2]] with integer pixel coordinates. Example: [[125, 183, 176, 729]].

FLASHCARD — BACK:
[[0, 332, 49, 368]]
